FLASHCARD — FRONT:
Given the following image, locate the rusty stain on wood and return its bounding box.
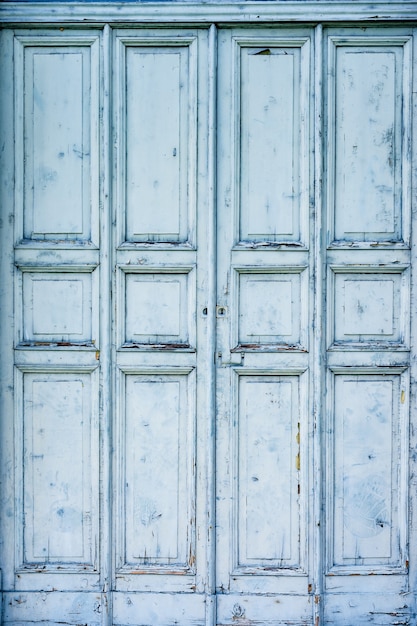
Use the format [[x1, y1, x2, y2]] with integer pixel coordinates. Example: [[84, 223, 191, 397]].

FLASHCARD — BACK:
[[189, 545, 196, 569], [237, 240, 305, 249], [231, 343, 307, 352], [19, 341, 94, 347], [121, 342, 193, 350]]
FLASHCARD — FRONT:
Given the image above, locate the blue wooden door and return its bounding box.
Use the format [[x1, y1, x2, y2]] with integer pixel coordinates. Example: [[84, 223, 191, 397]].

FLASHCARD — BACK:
[[0, 10, 416, 626]]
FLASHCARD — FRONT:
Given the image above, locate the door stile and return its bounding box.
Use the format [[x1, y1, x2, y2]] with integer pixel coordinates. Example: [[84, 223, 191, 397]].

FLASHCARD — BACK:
[[99, 23, 112, 626], [204, 22, 218, 626], [0, 26, 15, 602], [312, 22, 324, 626], [408, 26, 417, 615]]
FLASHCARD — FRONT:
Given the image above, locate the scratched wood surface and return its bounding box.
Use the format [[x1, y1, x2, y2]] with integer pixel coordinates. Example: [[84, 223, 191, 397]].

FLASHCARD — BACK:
[[0, 9, 416, 626], [323, 26, 414, 626], [111, 32, 210, 612]]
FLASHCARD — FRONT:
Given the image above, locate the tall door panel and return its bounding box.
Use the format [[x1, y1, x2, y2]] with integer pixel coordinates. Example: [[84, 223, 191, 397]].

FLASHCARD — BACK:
[[323, 27, 415, 624], [0, 29, 104, 623], [216, 27, 315, 625], [111, 28, 212, 626]]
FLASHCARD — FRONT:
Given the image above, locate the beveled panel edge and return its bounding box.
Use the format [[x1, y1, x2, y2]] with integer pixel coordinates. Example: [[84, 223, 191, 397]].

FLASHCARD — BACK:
[[324, 367, 409, 575], [113, 367, 197, 586]]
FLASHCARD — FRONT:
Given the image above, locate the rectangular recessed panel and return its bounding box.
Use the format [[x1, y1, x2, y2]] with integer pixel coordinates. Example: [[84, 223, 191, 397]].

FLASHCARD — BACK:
[[22, 373, 95, 565], [113, 593, 205, 626], [123, 374, 193, 568], [332, 44, 405, 242], [124, 273, 189, 345], [238, 272, 305, 347], [22, 272, 92, 343], [238, 376, 300, 568], [125, 47, 190, 242], [332, 272, 404, 344], [22, 44, 96, 240], [239, 45, 307, 243], [217, 594, 313, 625], [331, 374, 404, 568]]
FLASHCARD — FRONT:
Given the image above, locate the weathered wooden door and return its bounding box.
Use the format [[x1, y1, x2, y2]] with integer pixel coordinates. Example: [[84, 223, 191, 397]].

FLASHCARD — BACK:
[[215, 24, 416, 625], [0, 9, 416, 626], [215, 27, 315, 624]]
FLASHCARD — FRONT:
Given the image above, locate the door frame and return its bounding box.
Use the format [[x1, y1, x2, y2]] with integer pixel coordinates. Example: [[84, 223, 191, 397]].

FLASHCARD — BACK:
[[0, 1, 416, 23]]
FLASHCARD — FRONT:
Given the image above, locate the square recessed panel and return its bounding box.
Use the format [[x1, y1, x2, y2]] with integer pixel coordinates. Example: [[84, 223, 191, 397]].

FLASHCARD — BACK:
[[22, 272, 92, 343], [238, 272, 305, 347], [125, 273, 189, 345], [332, 272, 404, 345]]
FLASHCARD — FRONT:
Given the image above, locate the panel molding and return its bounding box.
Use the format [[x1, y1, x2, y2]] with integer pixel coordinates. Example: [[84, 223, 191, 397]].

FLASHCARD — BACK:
[[114, 368, 197, 589], [325, 368, 409, 575], [117, 266, 196, 349], [325, 31, 412, 247], [13, 32, 100, 246], [230, 34, 311, 247], [14, 367, 100, 577], [233, 266, 309, 351], [327, 265, 410, 350], [15, 266, 99, 349], [113, 31, 198, 247], [229, 370, 309, 578]]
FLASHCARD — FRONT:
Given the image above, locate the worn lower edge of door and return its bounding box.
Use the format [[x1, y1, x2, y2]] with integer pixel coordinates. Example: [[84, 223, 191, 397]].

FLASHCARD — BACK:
[[2, 591, 106, 625], [322, 591, 416, 625], [112, 591, 207, 626], [216, 593, 313, 625]]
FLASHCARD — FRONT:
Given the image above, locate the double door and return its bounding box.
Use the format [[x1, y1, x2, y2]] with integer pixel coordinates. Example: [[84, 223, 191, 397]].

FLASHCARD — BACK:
[[0, 22, 416, 625]]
